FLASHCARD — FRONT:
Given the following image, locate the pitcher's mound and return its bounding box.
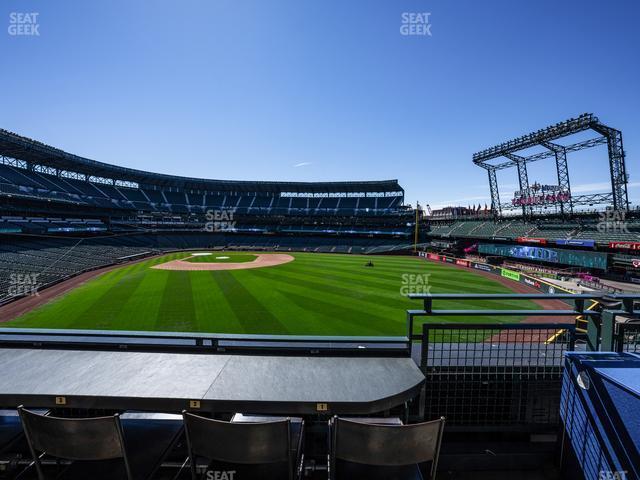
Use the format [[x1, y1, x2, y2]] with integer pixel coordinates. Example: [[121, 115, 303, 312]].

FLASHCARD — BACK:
[[152, 253, 294, 271]]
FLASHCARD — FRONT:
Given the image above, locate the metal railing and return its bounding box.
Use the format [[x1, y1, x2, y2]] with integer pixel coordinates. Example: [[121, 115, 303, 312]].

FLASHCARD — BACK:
[[420, 322, 576, 429], [406, 292, 640, 429], [407, 292, 640, 354], [577, 279, 625, 294], [616, 322, 640, 353], [0, 327, 411, 357]]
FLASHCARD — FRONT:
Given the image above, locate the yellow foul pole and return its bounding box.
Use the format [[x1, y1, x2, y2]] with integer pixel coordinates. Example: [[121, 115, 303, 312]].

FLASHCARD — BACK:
[[414, 203, 419, 253]]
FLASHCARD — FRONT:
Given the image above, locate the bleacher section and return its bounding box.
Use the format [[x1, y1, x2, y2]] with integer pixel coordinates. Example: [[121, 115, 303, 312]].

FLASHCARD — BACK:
[[428, 217, 640, 244], [0, 236, 154, 304]]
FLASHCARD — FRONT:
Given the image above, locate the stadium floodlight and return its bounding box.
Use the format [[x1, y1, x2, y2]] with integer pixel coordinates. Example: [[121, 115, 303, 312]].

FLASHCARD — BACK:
[[473, 114, 629, 217]]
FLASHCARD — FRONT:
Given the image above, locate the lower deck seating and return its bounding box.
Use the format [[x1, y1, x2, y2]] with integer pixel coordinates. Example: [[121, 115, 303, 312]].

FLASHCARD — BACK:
[[0, 237, 154, 303]]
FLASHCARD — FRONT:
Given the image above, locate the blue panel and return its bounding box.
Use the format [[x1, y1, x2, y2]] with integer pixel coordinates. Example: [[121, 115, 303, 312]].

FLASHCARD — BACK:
[[556, 239, 596, 248], [562, 353, 640, 480]]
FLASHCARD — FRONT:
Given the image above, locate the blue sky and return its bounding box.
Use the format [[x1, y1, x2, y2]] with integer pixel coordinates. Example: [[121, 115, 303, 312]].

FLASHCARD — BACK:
[[1, 0, 638, 208]]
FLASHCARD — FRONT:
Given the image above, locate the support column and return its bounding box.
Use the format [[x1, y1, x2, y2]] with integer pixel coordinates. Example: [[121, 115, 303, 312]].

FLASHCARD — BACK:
[[505, 153, 530, 218], [487, 167, 501, 218], [541, 142, 572, 216], [592, 125, 629, 211]]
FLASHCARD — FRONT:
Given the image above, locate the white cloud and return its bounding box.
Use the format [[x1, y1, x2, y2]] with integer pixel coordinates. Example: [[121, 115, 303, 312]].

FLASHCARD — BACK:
[[293, 162, 312, 168]]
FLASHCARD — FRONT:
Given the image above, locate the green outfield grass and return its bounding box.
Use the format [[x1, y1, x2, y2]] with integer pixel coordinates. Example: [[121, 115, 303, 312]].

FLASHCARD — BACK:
[[183, 253, 257, 263], [2, 253, 537, 336]]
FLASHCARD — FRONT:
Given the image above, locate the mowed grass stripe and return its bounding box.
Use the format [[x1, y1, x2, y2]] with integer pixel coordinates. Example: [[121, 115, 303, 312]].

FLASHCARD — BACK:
[[281, 290, 398, 336], [232, 265, 400, 335], [282, 262, 414, 291], [230, 274, 317, 333], [210, 271, 289, 334], [75, 260, 162, 330], [249, 267, 411, 312], [224, 266, 375, 335], [290, 258, 464, 286], [156, 271, 197, 331], [190, 271, 245, 333], [110, 270, 170, 331]]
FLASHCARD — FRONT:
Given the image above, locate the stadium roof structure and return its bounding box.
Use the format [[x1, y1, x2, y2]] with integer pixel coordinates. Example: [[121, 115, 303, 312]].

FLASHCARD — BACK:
[[0, 129, 403, 195]]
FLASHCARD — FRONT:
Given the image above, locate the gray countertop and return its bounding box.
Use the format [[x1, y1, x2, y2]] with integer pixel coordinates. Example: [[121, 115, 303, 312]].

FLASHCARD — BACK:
[[0, 348, 424, 415]]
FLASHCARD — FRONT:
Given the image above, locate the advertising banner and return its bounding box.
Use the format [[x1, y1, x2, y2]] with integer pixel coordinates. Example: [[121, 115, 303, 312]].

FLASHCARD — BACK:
[[609, 242, 640, 251], [517, 237, 547, 245], [556, 239, 596, 248], [523, 277, 542, 289], [472, 262, 495, 273], [427, 253, 440, 261], [501, 268, 521, 281], [455, 259, 469, 267]]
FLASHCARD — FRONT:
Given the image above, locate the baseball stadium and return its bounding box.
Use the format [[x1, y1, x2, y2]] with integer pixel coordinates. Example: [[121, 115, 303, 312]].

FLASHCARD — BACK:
[[1, 1, 639, 479], [1, 114, 639, 479]]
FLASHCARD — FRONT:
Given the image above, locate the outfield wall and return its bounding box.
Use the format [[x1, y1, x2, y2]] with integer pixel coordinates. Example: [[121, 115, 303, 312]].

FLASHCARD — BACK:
[[418, 251, 576, 299]]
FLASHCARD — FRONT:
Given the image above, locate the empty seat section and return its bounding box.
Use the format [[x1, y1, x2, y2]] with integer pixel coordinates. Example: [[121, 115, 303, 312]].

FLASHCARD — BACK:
[[187, 192, 204, 206], [29, 172, 70, 193], [358, 197, 376, 210], [307, 198, 322, 209], [234, 195, 253, 214], [169, 204, 189, 213], [94, 183, 127, 201], [272, 197, 291, 213], [251, 196, 273, 209], [291, 198, 308, 210], [225, 196, 242, 208], [319, 197, 339, 209], [131, 201, 153, 211], [389, 196, 402, 208], [163, 191, 186, 205], [64, 178, 108, 197], [376, 197, 393, 209], [142, 189, 165, 203], [0, 165, 45, 189], [338, 198, 357, 214], [118, 187, 147, 202], [204, 194, 226, 209]]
